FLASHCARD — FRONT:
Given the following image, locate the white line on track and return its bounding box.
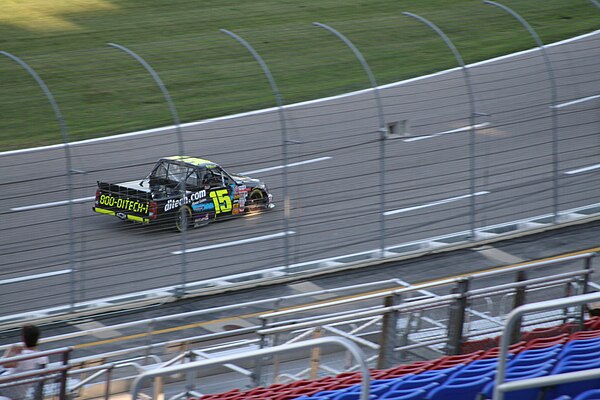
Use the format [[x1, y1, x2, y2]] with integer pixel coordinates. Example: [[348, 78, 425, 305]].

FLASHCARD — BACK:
[[9, 156, 332, 212], [402, 123, 491, 142], [565, 164, 600, 175], [2, 29, 598, 157], [172, 231, 295, 255], [384, 191, 491, 216], [0, 269, 72, 286], [10, 196, 95, 212], [241, 156, 332, 175], [552, 94, 600, 109]]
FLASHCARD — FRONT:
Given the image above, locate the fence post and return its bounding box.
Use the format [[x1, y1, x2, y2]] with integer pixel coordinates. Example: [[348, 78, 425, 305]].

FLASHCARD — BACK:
[[575, 255, 595, 330], [377, 294, 399, 369], [220, 29, 292, 272], [59, 350, 70, 400], [107, 43, 189, 296], [0, 51, 78, 312], [510, 271, 527, 344], [253, 317, 269, 387], [483, 1, 560, 224], [447, 278, 470, 355], [401, 13, 480, 241], [313, 22, 387, 258]]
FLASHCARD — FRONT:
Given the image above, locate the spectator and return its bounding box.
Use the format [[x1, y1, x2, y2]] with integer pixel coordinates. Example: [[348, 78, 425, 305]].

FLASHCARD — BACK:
[[0, 324, 49, 400]]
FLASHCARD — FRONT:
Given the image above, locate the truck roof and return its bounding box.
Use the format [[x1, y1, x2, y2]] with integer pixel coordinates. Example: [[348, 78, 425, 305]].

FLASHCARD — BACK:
[[162, 156, 218, 168]]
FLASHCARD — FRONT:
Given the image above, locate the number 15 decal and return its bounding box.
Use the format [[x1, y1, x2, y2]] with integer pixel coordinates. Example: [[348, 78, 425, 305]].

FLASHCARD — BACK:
[[209, 189, 232, 214]]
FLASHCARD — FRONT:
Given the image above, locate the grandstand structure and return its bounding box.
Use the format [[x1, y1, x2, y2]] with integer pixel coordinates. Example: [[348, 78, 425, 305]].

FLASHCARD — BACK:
[[1, 251, 599, 399]]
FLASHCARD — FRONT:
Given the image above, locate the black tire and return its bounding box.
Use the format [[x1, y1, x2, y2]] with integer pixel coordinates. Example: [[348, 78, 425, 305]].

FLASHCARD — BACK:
[[246, 189, 266, 211], [175, 205, 192, 232]]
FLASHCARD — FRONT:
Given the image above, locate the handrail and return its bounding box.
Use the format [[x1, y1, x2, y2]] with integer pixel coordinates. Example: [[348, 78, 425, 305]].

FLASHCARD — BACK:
[[258, 294, 460, 335], [260, 253, 596, 320], [261, 279, 457, 319], [0, 278, 406, 351], [467, 269, 590, 296], [0, 346, 72, 365], [493, 291, 600, 400], [130, 337, 371, 400]]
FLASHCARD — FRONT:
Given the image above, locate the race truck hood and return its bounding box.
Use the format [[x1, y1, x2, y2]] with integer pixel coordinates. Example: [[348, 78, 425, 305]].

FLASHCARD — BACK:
[[231, 174, 265, 189]]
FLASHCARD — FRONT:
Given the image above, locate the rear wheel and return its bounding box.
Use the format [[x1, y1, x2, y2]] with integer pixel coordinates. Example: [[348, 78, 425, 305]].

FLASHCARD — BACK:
[[175, 205, 192, 232]]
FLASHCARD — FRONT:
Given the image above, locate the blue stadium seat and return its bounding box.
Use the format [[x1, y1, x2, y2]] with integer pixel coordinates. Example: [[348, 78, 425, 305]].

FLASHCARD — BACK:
[[311, 390, 345, 398], [425, 375, 491, 400], [480, 368, 550, 400], [419, 365, 463, 376], [378, 390, 427, 400], [558, 351, 600, 365], [330, 393, 377, 400], [390, 371, 449, 390], [574, 389, 600, 399], [506, 360, 556, 377], [509, 350, 561, 368], [344, 382, 391, 396], [514, 343, 563, 357], [546, 357, 600, 398], [448, 365, 495, 380], [380, 383, 439, 398]]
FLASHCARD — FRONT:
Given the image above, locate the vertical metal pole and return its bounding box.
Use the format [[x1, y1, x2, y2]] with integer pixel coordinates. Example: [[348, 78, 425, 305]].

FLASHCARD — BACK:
[[107, 43, 188, 295], [401, 13, 479, 241], [377, 294, 399, 369], [446, 278, 470, 355], [483, 1, 560, 224], [253, 317, 269, 386], [313, 22, 387, 258], [510, 271, 527, 344], [59, 350, 70, 400], [220, 29, 291, 271], [104, 365, 112, 400], [0, 51, 78, 312], [579, 255, 595, 329]]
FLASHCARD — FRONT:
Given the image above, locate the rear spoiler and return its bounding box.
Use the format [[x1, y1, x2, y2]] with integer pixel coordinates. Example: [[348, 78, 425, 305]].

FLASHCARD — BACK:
[[97, 181, 152, 202]]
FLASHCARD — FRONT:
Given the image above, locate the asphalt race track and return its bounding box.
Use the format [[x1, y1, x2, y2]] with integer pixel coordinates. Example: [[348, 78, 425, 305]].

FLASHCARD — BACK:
[[1, 31, 599, 317]]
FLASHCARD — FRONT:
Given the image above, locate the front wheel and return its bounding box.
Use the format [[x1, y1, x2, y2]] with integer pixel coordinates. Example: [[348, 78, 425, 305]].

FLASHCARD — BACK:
[[246, 189, 267, 212], [175, 205, 192, 232]]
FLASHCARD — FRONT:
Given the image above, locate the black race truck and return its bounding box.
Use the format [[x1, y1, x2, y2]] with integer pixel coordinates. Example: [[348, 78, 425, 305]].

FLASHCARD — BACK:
[[93, 156, 273, 231]]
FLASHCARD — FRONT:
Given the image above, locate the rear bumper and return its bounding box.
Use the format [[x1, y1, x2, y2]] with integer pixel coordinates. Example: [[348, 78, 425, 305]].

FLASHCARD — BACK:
[[93, 207, 150, 223]]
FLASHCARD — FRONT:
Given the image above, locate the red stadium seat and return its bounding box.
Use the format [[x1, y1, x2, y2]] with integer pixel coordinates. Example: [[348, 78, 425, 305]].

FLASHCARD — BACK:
[[429, 351, 484, 370], [481, 341, 527, 359], [522, 325, 563, 341], [459, 337, 498, 354], [524, 334, 568, 350], [571, 329, 600, 341]]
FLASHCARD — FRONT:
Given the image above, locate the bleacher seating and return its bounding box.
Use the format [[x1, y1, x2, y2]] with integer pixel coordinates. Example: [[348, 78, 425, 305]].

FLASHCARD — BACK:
[[187, 317, 600, 400]]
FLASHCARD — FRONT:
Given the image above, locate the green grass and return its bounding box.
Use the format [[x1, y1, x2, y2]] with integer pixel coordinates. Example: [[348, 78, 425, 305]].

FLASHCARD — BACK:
[[0, 0, 598, 150]]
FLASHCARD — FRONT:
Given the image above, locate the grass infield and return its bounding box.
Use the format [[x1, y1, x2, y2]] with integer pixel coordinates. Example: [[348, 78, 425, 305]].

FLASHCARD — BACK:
[[0, 0, 598, 150]]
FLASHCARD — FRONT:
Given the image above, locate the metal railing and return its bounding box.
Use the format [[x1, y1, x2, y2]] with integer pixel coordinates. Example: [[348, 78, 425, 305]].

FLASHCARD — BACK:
[[130, 337, 371, 400], [493, 291, 600, 400], [0, 347, 72, 400]]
